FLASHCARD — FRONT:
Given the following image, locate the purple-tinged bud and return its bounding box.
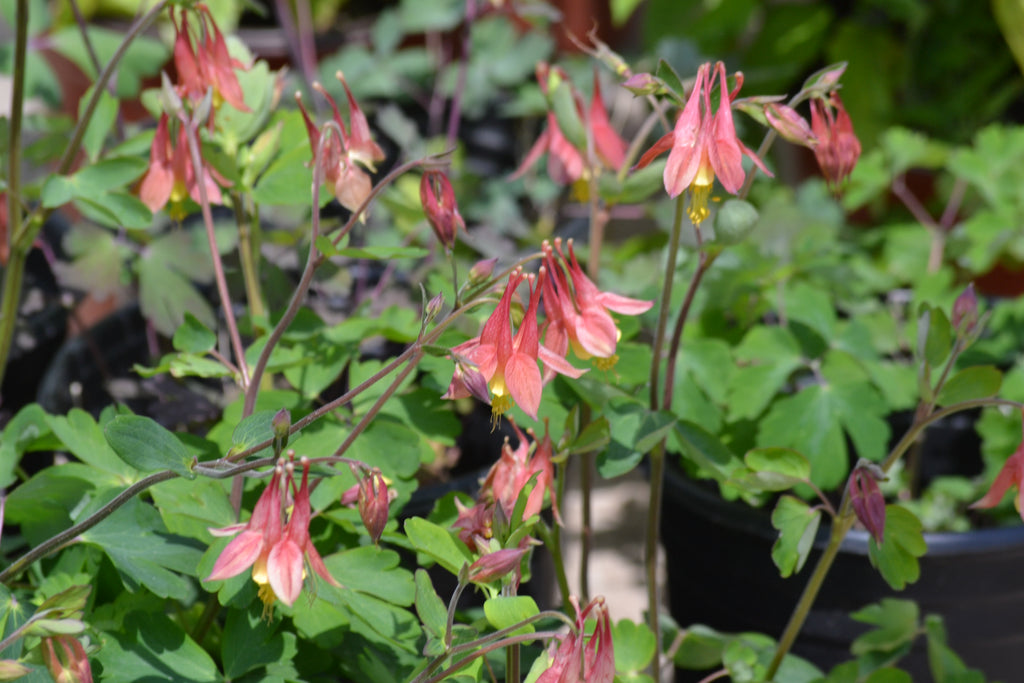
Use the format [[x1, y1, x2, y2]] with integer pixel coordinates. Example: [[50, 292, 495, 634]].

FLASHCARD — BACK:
[[764, 103, 816, 148], [468, 257, 498, 284], [623, 72, 660, 96], [849, 464, 886, 544], [952, 283, 979, 334], [272, 409, 291, 455], [425, 292, 444, 324], [358, 468, 390, 544], [810, 93, 861, 192], [0, 659, 31, 680], [420, 170, 465, 250], [467, 547, 527, 584]]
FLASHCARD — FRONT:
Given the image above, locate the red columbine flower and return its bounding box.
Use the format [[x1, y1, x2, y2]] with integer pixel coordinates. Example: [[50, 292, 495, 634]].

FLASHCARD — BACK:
[[635, 61, 770, 224], [443, 270, 585, 420], [264, 458, 341, 607], [420, 170, 465, 250], [542, 238, 652, 372], [295, 74, 386, 217], [511, 64, 627, 185], [482, 418, 558, 524], [849, 463, 886, 544], [207, 464, 285, 597], [355, 466, 390, 544], [537, 597, 615, 683], [972, 410, 1024, 521], [810, 92, 860, 192], [468, 547, 529, 584], [42, 635, 92, 683], [138, 113, 228, 219], [172, 5, 249, 113]]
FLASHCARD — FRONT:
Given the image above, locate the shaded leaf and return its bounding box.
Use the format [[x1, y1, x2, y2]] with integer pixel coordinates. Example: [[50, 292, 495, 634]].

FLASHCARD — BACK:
[[104, 415, 195, 478]]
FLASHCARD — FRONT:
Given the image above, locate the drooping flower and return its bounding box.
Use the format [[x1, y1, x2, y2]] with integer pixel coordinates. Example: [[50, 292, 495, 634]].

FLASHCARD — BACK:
[[42, 635, 92, 683], [264, 458, 341, 607], [467, 547, 528, 584], [357, 467, 391, 544], [537, 596, 615, 683], [542, 238, 652, 372], [171, 5, 249, 113], [138, 113, 228, 219], [971, 410, 1024, 521], [481, 418, 558, 524], [420, 170, 466, 250], [295, 74, 386, 217], [848, 463, 886, 544], [511, 64, 627, 186], [810, 92, 860, 192], [207, 464, 285, 592], [443, 270, 585, 420], [635, 61, 771, 224]]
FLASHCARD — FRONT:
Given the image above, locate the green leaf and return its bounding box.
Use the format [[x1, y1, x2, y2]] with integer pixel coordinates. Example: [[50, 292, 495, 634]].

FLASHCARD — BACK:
[[919, 306, 953, 369], [612, 619, 656, 675], [414, 569, 448, 640], [785, 282, 837, 341], [770, 495, 821, 577], [172, 313, 216, 353], [868, 505, 928, 590], [76, 191, 153, 230], [222, 603, 294, 678], [78, 86, 118, 161], [251, 140, 315, 206], [95, 612, 219, 683], [104, 415, 195, 478], [404, 517, 472, 576], [0, 403, 52, 489], [150, 477, 235, 542], [333, 245, 430, 260], [935, 366, 1002, 406], [670, 420, 742, 482], [325, 546, 415, 606], [851, 599, 920, 656], [733, 448, 812, 492], [484, 596, 539, 636], [81, 498, 203, 600], [137, 254, 216, 337], [758, 385, 847, 490], [924, 614, 986, 683], [45, 409, 138, 481], [229, 411, 277, 460], [568, 417, 611, 455]]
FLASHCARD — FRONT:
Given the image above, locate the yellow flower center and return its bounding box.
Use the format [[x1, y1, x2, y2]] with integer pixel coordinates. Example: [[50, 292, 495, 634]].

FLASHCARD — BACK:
[[491, 394, 514, 425], [594, 354, 619, 371], [688, 180, 712, 225]]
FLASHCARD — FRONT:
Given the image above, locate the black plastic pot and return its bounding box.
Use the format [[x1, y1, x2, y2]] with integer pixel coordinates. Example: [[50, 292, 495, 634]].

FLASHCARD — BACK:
[[661, 462, 1024, 681]]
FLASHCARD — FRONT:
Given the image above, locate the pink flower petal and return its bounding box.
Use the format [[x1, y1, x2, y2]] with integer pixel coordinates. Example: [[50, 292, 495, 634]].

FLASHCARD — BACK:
[[206, 530, 264, 582]]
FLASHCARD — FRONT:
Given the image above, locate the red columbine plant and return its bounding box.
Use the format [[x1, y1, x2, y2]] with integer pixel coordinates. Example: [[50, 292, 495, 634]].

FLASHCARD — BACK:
[[542, 238, 653, 372], [635, 61, 771, 223], [171, 4, 249, 113], [849, 461, 886, 543], [537, 596, 615, 683], [972, 410, 1024, 521], [482, 419, 558, 524], [42, 635, 92, 683], [295, 73, 386, 216], [138, 113, 229, 219], [810, 91, 861, 192], [444, 269, 585, 420]]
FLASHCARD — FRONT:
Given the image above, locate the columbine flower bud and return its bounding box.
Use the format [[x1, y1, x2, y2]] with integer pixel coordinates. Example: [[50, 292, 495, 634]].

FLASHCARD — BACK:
[[0, 660, 31, 680], [810, 92, 861, 192], [467, 547, 527, 584], [764, 103, 816, 148], [468, 258, 498, 283], [622, 72, 660, 96], [358, 468, 390, 544], [952, 283, 979, 334], [420, 171, 465, 250], [425, 292, 444, 324], [849, 463, 886, 544], [272, 408, 291, 454], [42, 635, 92, 683]]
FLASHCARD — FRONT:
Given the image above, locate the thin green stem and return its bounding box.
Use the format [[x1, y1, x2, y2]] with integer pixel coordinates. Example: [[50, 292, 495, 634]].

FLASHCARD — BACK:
[[645, 440, 666, 681], [661, 233, 713, 411], [232, 192, 267, 330], [0, 470, 178, 584]]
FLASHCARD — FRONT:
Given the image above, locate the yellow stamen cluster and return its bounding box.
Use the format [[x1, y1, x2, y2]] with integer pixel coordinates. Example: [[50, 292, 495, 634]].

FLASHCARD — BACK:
[[688, 181, 712, 225], [594, 354, 619, 371]]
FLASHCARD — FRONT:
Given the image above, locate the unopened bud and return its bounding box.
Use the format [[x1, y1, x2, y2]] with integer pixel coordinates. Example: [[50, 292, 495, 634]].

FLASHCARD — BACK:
[[952, 283, 978, 334], [764, 103, 816, 148], [425, 292, 444, 323], [623, 72, 660, 96], [272, 409, 291, 454], [849, 464, 886, 544], [0, 659, 31, 680], [468, 258, 498, 283], [420, 171, 465, 250], [42, 636, 91, 683], [467, 547, 527, 584], [358, 468, 390, 544]]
